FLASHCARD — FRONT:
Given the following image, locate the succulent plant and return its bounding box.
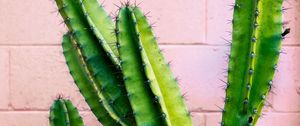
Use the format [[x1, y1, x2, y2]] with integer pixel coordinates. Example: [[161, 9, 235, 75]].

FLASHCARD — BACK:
[[54, 0, 192, 126], [49, 97, 84, 126], [221, 0, 287, 125]]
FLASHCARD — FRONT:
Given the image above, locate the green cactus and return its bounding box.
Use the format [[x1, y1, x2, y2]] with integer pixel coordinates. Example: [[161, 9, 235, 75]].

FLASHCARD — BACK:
[[116, 6, 192, 126], [222, 0, 285, 125], [49, 98, 84, 126], [54, 0, 192, 126], [62, 34, 124, 126]]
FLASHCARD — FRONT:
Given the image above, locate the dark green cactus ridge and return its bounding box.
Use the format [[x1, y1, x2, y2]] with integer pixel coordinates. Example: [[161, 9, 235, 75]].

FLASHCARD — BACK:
[[249, 0, 284, 124], [222, 0, 284, 125], [49, 98, 84, 126], [79, 0, 120, 66], [62, 34, 123, 126], [55, 0, 192, 125]]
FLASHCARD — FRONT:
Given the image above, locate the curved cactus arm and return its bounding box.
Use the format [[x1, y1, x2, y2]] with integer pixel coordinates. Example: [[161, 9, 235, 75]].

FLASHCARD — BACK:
[[116, 6, 166, 126], [55, 0, 135, 125], [132, 7, 193, 126], [62, 34, 123, 126], [78, 0, 120, 66], [249, 0, 284, 125], [49, 98, 84, 126]]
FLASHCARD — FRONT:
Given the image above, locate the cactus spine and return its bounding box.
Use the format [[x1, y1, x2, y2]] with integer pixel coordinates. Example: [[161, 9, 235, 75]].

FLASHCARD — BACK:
[[222, 0, 285, 125], [49, 98, 84, 126], [54, 0, 192, 126]]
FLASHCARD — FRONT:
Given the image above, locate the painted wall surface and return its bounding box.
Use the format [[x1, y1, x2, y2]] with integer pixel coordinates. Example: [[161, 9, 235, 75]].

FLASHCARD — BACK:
[[0, 0, 299, 125]]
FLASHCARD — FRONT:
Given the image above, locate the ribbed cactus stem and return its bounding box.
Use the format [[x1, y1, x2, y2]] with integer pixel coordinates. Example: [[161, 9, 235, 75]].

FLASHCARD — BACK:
[[222, 0, 258, 125], [116, 5, 192, 126], [56, 0, 134, 125], [78, 0, 120, 66], [49, 98, 84, 126], [249, 0, 284, 125], [132, 7, 192, 126], [116, 6, 166, 126], [222, 0, 284, 125], [62, 34, 122, 126], [56, 0, 193, 125]]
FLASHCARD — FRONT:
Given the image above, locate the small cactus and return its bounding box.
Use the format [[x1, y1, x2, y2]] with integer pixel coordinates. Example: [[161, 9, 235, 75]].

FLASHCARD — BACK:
[[222, 0, 287, 125], [54, 0, 192, 125], [49, 98, 84, 126]]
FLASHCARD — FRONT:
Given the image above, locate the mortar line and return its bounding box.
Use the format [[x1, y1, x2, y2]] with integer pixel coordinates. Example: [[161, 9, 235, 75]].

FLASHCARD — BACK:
[[204, 113, 207, 126], [0, 110, 299, 114], [8, 48, 12, 110], [1, 43, 300, 47], [0, 110, 93, 112], [204, 0, 208, 44], [190, 111, 300, 114]]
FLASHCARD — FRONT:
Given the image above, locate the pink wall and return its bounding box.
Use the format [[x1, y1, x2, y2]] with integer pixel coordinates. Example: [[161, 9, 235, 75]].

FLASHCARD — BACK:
[[0, 0, 299, 125]]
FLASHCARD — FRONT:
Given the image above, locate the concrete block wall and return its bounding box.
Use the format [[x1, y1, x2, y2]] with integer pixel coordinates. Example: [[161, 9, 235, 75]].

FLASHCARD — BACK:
[[0, 0, 299, 125]]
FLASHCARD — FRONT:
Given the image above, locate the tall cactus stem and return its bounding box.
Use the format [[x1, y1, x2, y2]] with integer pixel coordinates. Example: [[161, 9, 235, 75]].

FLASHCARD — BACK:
[[222, 0, 284, 125], [116, 6, 166, 126], [132, 7, 193, 126], [249, 0, 283, 125]]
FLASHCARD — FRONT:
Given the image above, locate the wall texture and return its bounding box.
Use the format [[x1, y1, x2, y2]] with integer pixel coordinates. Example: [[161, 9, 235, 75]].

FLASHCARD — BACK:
[[0, 0, 299, 125]]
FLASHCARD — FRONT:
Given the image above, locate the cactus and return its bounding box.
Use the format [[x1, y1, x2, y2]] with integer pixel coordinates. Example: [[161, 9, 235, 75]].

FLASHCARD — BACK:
[[116, 6, 192, 126], [221, 0, 286, 125], [56, 0, 135, 125], [49, 97, 84, 126], [54, 0, 192, 125]]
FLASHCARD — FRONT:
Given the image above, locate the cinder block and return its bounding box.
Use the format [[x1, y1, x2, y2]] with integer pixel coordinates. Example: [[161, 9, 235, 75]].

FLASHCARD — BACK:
[[10, 46, 89, 110], [256, 113, 300, 126], [0, 0, 65, 44], [104, 0, 206, 44], [205, 113, 222, 126], [0, 112, 48, 126], [161, 45, 227, 111], [273, 47, 300, 111], [191, 112, 205, 126], [207, 0, 234, 45]]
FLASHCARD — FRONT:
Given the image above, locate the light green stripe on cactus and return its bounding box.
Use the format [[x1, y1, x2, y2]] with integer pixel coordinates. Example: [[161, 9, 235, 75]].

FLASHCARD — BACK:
[[78, 0, 119, 66], [49, 98, 84, 126], [222, 0, 284, 125], [132, 7, 193, 126], [64, 100, 85, 126], [116, 6, 165, 126], [55, 0, 135, 125], [130, 7, 172, 126], [249, 0, 283, 125], [222, 0, 258, 125], [62, 34, 121, 126]]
